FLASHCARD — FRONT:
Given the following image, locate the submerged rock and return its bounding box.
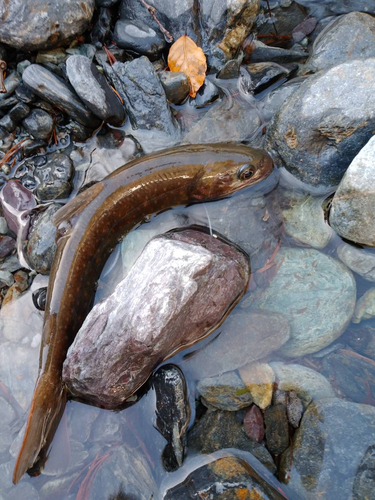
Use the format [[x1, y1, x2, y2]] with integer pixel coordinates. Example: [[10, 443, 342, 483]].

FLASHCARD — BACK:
[[159, 71, 190, 105], [63, 228, 250, 408], [33, 152, 74, 201], [197, 371, 253, 411], [330, 136, 375, 247], [264, 404, 289, 455], [0, 1, 94, 51], [267, 59, 375, 188], [337, 243, 375, 282], [239, 362, 275, 410], [113, 19, 166, 60], [353, 288, 375, 323]]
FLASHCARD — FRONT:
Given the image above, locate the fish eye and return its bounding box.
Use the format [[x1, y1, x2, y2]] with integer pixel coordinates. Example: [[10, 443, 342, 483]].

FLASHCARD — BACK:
[[237, 164, 255, 181]]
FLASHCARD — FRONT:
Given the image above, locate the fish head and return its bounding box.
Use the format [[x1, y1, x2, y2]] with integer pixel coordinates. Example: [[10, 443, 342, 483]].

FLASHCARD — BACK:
[[191, 149, 274, 201]]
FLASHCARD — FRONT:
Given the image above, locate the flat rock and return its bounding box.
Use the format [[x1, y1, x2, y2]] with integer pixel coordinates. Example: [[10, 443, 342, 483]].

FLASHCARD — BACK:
[[304, 12, 375, 73], [250, 247, 356, 357], [267, 59, 375, 188], [66, 55, 125, 126], [197, 371, 253, 411], [337, 243, 375, 282], [63, 228, 250, 408], [183, 309, 290, 379], [0, 0, 95, 51], [22, 64, 100, 128], [113, 19, 166, 60], [280, 398, 375, 500], [330, 136, 375, 246]]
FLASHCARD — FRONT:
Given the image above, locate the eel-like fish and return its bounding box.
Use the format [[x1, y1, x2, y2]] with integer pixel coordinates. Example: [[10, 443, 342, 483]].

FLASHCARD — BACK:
[[13, 143, 274, 484]]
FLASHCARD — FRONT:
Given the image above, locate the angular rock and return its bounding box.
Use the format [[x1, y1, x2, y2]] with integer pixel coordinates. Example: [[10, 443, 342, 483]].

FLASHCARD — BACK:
[[107, 57, 180, 138], [197, 371, 253, 411], [22, 64, 100, 128], [26, 204, 60, 274], [184, 309, 289, 379], [330, 136, 375, 246], [188, 411, 275, 472], [337, 243, 375, 282], [280, 398, 375, 500], [192, 79, 221, 109], [248, 40, 307, 64], [245, 62, 295, 94], [286, 391, 304, 429], [264, 404, 289, 455], [164, 456, 285, 500], [267, 59, 375, 188], [66, 55, 125, 126], [243, 405, 265, 443], [159, 71, 190, 105], [305, 12, 375, 73], [0, 236, 15, 260], [113, 19, 166, 60], [297, 0, 375, 18], [239, 362, 275, 410], [270, 362, 335, 406], [22, 109, 53, 140], [63, 228, 250, 408], [0, 0, 95, 51], [353, 288, 375, 323], [0, 72, 21, 101], [34, 152, 74, 201], [250, 247, 356, 357], [90, 7, 112, 48]]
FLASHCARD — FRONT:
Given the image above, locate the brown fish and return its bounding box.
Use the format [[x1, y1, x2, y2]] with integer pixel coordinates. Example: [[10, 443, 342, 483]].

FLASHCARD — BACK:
[[13, 143, 274, 484]]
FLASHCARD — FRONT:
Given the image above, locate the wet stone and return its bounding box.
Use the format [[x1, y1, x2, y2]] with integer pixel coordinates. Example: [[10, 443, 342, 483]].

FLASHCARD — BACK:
[[264, 404, 289, 455], [23, 64, 101, 128], [188, 410, 275, 473], [239, 362, 275, 410], [0, 270, 13, 288], [191, 79, 221, 109], [248, 40, 307, 64], [66, 55, 125, 126], [216, 59, 241, 80], [243, 405, 265, 443], [90, 7, 112, 48], [337, 243, 375, 282], [197, 371, 253, 411], [26, 204, 61, 274], [0, 115, 16, 133], [7, 102, 30, 122], [0, 216, 8, 234], [280, 398, 375, 500], [245, 62, 294, 93], [159, 71, 190, 105], [353, 288, 375, 323], [23, 109, 53, 140], [15, 84, 36, 104], [0, 235, 15, 260], [113, 19, 166, 60], [33, 152, 74, 201], [0, 72, 21, 101], [0, 0, 95, 51], [286, 391, 304, 429]]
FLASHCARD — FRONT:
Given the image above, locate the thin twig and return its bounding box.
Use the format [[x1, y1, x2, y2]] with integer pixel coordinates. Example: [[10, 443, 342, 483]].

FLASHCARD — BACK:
[[103, 44, 117, 65], [139, 0, 173, 43], [0, 138, 32, 168], [266, 0, 278, 36]]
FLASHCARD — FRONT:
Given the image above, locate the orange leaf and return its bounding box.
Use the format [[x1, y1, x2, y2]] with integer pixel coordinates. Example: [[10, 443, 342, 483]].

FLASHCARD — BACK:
[[168, 35, 207, 98]]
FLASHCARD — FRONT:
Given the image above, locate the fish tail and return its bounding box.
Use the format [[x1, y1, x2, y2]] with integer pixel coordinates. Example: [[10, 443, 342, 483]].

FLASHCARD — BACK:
[[13, 375, 67, 484]]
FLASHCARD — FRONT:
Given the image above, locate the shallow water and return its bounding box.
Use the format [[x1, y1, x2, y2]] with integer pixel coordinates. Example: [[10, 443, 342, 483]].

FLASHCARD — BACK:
[[1, 77, 375, 500]]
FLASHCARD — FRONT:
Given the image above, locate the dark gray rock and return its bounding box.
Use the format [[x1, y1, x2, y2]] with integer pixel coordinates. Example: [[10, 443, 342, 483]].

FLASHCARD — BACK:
[[248, 40, 307, 64], [0, 236, 15, 260], [296, 0, 375, 18], [353, 444, 375, 500], [63, 228, 250, 409], [280, 398, 375, 500], [164, 456, 284, 500], [216, 59, 241, 80], [0, 0, 95, 51], [191, 79, 221, 108], [188, 410, 276, 473], [0, 72, 21, 101], [264, 404, 289, 455], [107, 57, 180, 137], [197, 371, 253, 411], [304, 12, 375, 73], [22, 109, 53, 140], [159, 71, 190, 104], [245, 62, 295, 93], [22, 64, 101, 128], [26, 204, 61, 274], [15, 84, 36, 104], [267, 58, 375, 188], [34, 152, 74, 201], [0, 115, 15, 132], [184, 310, 290, 379], [90, 7, 112, 48], [96, 0, 119, 5], [7, 102, 30, 122], [113, 19, 166, 60], [330, 136, 375, 246], [66, 55, 125, 126]]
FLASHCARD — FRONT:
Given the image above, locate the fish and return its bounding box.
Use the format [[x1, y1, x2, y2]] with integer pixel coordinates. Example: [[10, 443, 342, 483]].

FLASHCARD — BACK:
[[13, 142, 274, 484]]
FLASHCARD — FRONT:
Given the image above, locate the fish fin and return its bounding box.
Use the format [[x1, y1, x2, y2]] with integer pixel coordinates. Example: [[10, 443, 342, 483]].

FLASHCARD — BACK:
[[13, 378, 67, 484], [53, 182, 105, 227]]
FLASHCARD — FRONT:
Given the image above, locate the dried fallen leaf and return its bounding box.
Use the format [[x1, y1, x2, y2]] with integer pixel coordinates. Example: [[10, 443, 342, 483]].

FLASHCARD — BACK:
[[168, 35, 207, 98]]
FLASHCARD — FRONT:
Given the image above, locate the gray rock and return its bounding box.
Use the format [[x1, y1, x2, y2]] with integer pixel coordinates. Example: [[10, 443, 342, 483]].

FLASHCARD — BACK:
[[280, 398, 375, 500], [305, 12, 375, 73], [353, 288, 375, 323], [191, 79, 221, 108], [0, 216, 7, 234], [90, 7, 112, 48], [22, 109, 53, 140], [0, 0, 95, 51], [248, 40, 307, 64], [7, 102, 30, 123], [296, 0, 375, 18], [159, 71, 190, 105], [0, 235, 15, 260], [188, 410, 276, 473], [264, 404, 289, 455], [184, 310, 290, 379], [330, 136, 375, 246], [0, 72, 21, 101], [245, 62, 295, 93], [250, 247, 356, 357], [34, 152, 74, 201], [36, 48, 68, 65], [267, 58, 375, 188], [0, 270, 13, 287], [66, 55, 125, 126], [197, 371, 253, 411], [63, 228, 250, 408], [113, 19, 166, 60], [15, 84, 36, 104], [107, 57, 180, 138], [337, 243, 375, 282], [26, 204, 61, 274], [23, 64, 101, 128]]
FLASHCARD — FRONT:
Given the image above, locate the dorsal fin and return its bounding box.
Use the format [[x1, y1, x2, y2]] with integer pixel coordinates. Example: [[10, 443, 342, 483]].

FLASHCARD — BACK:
[[53, 182, 105, 227]]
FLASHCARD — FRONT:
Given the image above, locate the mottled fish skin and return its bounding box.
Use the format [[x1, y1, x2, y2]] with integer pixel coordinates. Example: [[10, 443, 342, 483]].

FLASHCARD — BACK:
[[13, 143, 273, 484]]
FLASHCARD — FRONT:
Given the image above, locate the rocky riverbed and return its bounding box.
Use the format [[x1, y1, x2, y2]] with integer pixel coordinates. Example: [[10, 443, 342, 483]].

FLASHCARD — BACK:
[[1, 1, 375, 499]]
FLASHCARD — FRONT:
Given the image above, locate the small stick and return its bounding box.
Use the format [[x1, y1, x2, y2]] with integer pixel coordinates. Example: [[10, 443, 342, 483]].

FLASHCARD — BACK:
[[139, 0, 173, 43], [103, 44, 117, 66], [265, 0, 278, 36], [0, 60, 7, 93]]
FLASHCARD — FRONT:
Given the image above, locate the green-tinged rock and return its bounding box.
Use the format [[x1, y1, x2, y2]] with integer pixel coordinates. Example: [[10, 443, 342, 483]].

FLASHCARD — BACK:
[[197, 371, 252, 411]]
